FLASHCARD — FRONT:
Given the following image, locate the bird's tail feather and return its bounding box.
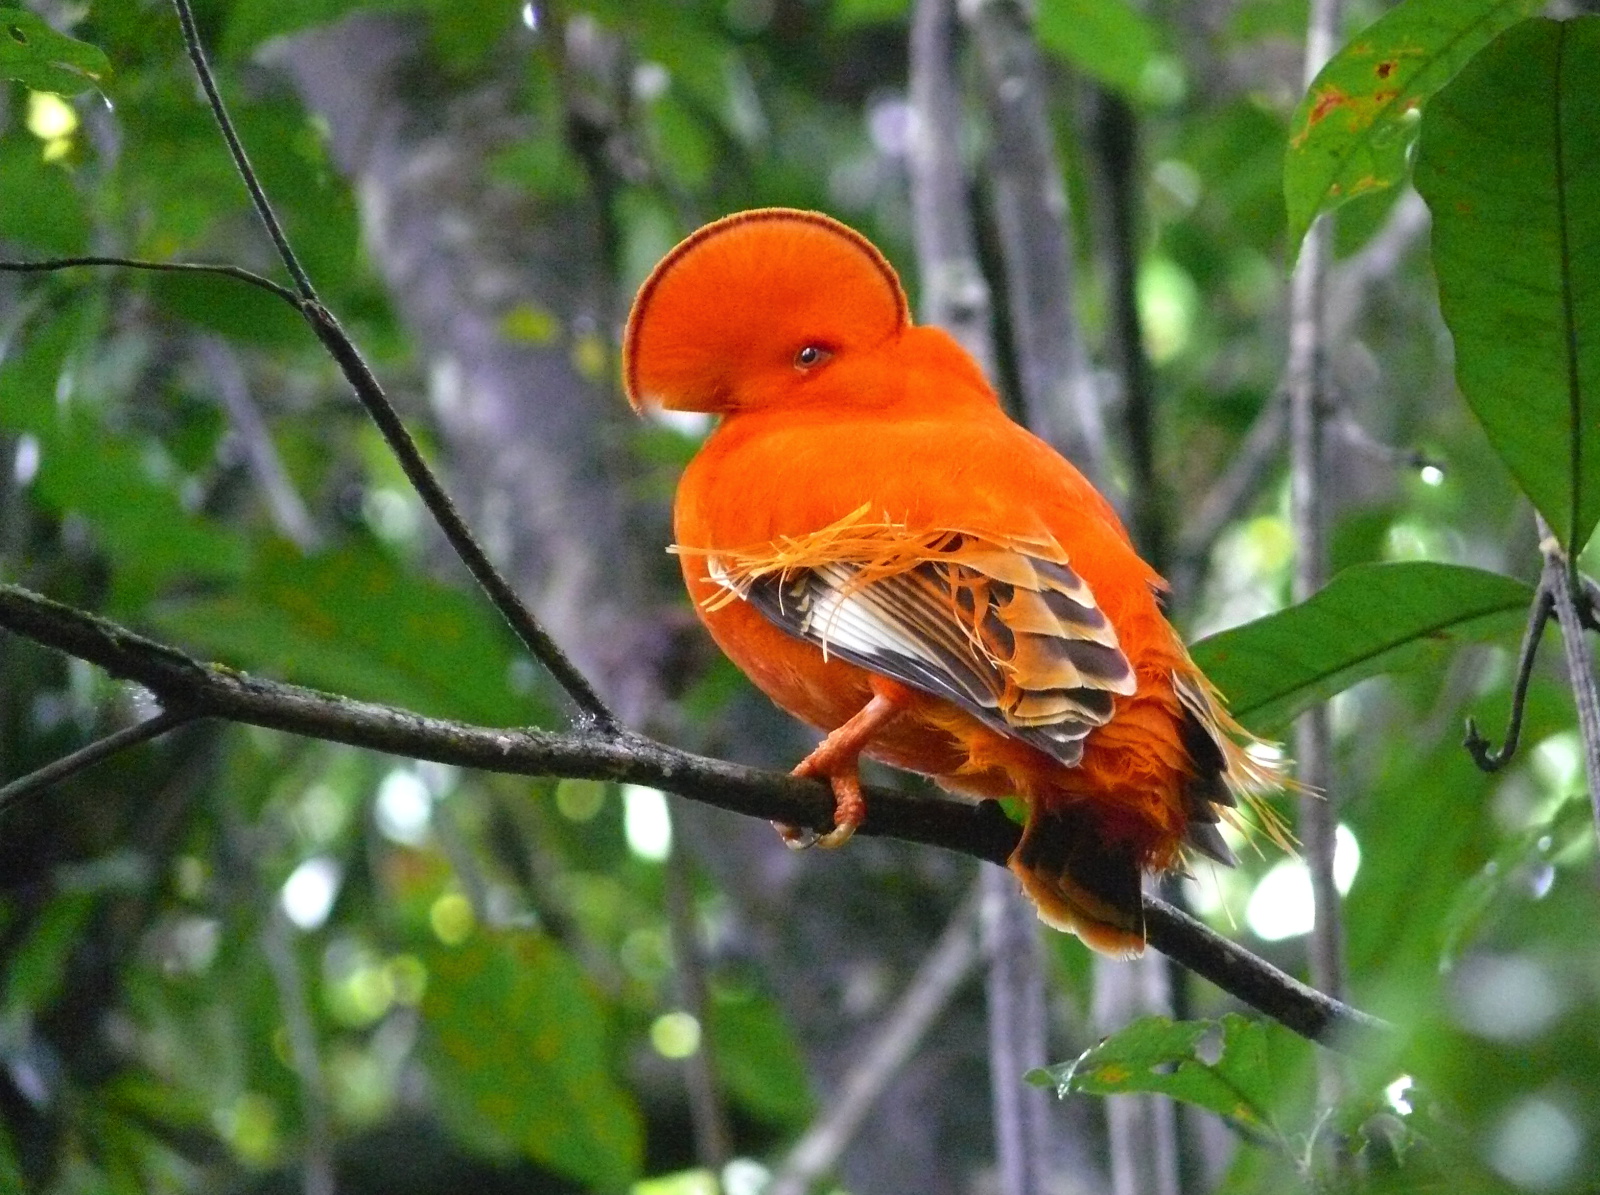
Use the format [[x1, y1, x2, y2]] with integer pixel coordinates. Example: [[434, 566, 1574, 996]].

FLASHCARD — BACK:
[[1008, 803, 1145, 957]]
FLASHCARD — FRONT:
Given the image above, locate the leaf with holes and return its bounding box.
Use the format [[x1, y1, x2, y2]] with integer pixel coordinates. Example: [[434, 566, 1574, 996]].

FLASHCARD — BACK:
[[1191, 562, 1532, 733], [1032, 1014, 1307, 1143], [1284, 0, 1538, 254], [0, 9, 110, 93], [1415, 17, 1600, 555]]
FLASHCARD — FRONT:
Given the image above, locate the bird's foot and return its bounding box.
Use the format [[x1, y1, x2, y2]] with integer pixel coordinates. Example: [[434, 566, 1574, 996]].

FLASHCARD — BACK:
[[778, 757, 865, 849], [772, 689, 902, 850]]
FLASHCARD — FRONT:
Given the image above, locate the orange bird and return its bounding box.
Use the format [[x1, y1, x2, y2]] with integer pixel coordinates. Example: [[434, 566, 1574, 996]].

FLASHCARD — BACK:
[[623, 209, 1284, 955]]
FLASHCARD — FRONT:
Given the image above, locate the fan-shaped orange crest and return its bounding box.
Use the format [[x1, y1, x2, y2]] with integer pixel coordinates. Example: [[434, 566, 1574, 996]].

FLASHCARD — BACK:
[[623, 208, 910, 414]]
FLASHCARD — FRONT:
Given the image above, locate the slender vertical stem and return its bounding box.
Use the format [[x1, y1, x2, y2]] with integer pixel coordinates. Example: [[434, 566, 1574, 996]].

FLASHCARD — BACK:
[[1535, 516, 1600, 845], [980, 867, 1053, 1195], [908, 0, 995, 374], [1087, 86, 1160, 555], [966, 0, 1109, 491], [907, 5, 1063, 1192], [663, 813, 732, 1171], [766, 887, 981, 1195], [1288, 0, 1347, 1119]]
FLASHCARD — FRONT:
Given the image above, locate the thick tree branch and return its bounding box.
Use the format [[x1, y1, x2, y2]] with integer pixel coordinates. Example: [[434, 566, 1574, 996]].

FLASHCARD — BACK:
[[0, 581, 1390, 1051]]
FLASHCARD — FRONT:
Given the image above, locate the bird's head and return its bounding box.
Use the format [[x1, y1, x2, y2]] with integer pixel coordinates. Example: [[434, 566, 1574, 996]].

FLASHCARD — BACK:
[[623, 208, 911, 415]]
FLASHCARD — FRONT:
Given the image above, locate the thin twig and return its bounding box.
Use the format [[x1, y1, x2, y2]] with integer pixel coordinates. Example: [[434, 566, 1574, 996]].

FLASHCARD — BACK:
[[1287, 0, 1347, 1016], [767, 884, 982, 1195], [299, 303, 617, 727], [1535, 515, 1600, 841], [0, 256, 299, 304], [1464, 582, 1554, 772], [160, 0, 616, 728], [663, 812, 732, 1171], [171, 0, 315, 299], [1084, 83, 1157, 551], [0, 706, 195, 814], [0, 581, 1392, 1050]]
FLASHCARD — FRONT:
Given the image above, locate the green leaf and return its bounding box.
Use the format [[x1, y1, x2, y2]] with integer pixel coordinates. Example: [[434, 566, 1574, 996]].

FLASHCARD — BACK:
[[1035, 0, 1168, 104], [0, 136, 88, 255], [149, 269, 306, 349], [422, 930, 643, 1191], [1283, 0, 1539, 253], [1, 892, 96, 1014], [1414, 17, 1600, 555], [1191, 562, 1533, 733], [1035, 1014, 1302, 1140], [830, 0, 907, 28], [0, 8, 111, 94], [707, 987, 815, 1129], [153, 540, 546, 727]]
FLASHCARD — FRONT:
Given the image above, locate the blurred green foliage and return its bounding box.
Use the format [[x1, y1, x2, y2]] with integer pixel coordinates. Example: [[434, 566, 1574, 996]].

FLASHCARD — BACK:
[[1, 2, 1597, 1194]]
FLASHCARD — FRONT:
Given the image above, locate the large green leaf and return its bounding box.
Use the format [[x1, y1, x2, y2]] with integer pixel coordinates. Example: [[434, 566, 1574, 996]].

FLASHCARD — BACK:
[[1035, 0, 1166, 104], [1414, 17, 1600, 555], [154, 540, 546, 728], [1283, 0, 1538, 253], [1191, 562, 1532, 733], [422, 930, 643, 1191], [0, 8, 111, 94], [1033, 1014, 1309, 1141]]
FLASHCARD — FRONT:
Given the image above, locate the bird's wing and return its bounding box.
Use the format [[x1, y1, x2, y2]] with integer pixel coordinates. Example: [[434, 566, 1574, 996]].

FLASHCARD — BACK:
[[690, 510, 1137, 766]]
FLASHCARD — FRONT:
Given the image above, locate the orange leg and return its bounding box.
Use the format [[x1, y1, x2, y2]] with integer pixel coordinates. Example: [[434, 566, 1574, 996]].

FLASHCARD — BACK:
[[777, 682, 908, 850]]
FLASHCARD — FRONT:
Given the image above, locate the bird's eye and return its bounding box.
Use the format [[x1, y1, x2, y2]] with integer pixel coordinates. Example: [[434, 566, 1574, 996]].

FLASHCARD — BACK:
[[794, 345, 831, 370]]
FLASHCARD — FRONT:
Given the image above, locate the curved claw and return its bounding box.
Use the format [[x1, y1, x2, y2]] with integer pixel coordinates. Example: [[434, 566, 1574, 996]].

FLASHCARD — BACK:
[[771, 688, 903, 851], [777, 760, 865, 849]]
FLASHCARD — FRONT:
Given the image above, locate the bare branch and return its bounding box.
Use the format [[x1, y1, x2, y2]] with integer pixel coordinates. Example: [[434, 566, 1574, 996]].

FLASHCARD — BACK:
[[0, 707, 195, 814], [1534, 516, 1600, 843], [157, 0, 616, 729], [1287, 0, 1347, 1014], [0, 581, 1391, 1049], [0, 255, 299, 304], [767, 884, 982, 1195], [171, 0, 316, 299]]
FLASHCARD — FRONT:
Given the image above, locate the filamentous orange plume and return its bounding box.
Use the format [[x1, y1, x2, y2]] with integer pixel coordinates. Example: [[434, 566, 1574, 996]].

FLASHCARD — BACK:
[[623, 208, 1287, 956]]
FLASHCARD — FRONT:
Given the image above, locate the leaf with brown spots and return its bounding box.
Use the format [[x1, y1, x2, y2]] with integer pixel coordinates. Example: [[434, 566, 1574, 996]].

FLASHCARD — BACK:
[[1284, 0, 1539, 255]]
